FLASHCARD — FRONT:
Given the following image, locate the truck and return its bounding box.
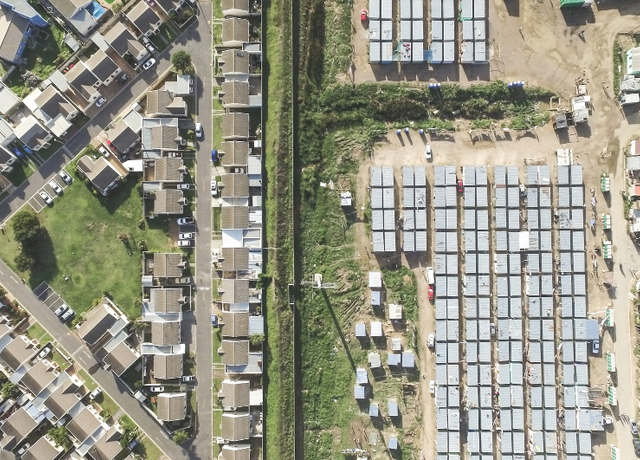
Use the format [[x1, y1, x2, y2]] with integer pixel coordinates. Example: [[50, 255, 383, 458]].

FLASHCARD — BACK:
[[426, 267, 434, 285]]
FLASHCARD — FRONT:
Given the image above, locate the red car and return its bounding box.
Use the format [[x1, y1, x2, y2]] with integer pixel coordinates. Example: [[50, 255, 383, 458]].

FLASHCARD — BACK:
[[457, 179, 464, 192], [360, 9, 368, 21], [428, 285, 435, 300]]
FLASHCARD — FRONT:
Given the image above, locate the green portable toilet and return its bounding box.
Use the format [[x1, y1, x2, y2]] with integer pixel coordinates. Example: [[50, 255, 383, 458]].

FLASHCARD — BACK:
[[560, 0, 585, 8]]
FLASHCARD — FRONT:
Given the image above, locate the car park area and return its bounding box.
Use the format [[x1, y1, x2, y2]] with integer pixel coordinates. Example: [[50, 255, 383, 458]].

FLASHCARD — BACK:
[[28, 172, 71, 213]]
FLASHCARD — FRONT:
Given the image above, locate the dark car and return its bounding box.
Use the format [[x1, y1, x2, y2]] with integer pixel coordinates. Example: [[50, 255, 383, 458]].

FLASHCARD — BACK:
[[634, 438, 640, 456], [117, 74, 130, 86]]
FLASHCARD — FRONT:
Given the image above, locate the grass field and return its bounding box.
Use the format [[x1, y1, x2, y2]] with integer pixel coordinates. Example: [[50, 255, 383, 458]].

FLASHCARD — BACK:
[[26, 322, 52, 344], [0, 176, 176, 319]]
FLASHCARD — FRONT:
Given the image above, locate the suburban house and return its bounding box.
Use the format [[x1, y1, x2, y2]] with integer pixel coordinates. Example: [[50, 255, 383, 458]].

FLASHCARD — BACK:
[[151, 320, 181, 346], [23, 85, 79, 138], [41, 373, 85, 422], [219, 81, 261, 109], [157, 392, 187, 422], [48, 0, 104, 36], [220, 174, 250, 203], [221, 413, 251, 442], [0, 144, 17, 174], [148, 252, 187, 281], [144, 157, 187, 183], [0, 2, 46, 65], [146, 90, 188, 117], [220, 48, 249, 78], [22, 436, 64, 460], [218, 279, 254, 310], [220, 141, 248, 169], [221, 0, 250, 16], [154, 0, 184, 16], [220, 247, 249, 272], [218, 380, 250, 410], [16, 359, 59, 397], [0, 80, 20, 116], [64, 61, 102, 109], [219, 340, 248, 367], [140, 118, 183, 156], [221, 112, 249, 140], [164, 74, 192, 96], [87, 425, 123, 460], [77, 299, 128, 348], [13, 115, 54, 152], [85, 49, 121, 86], [107, 120, 139, 154], [152, 189, 187, 215], [77, 155, 125, 196], [221, 206, 249, 231], [0, 335, 37, 372], [65, 405, 107, 455], [220, 18, 249, 48], [152, 352, 182, 380], [102, 22, 149, 64], [0, 405, 44, 450], [101, 338, 139, 376], [143, 288, 185, 319], [126, 1, 162, 37], [219, 445, 251, 460]]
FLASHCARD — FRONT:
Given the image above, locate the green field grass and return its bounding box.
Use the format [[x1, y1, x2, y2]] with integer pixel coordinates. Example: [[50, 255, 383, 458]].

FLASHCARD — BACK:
[[26, 322, 52, 344], [0, 176, 176, 319]]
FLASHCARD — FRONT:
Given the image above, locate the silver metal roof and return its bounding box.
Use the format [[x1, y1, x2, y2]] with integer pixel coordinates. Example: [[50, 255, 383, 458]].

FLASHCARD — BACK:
[[402, 166, 414, 186], [465, 231, 476, 251], [478, 231, 490, 251], [539, 165, 550, 185], [481, 432, 493, 454], [495, 187, 506, 207], [527, 187, 538, 208], [404, 210, 415, 230], [434, 166, 446, 187], [564, 364, 575, 384], [414, 167, 426, 186], [415, 209, 427, 230], [494, 166, 506, 186], [510, 298, 522, 318], [507, 166, 519, 185], [382, 188, 394, 208], [383, 209, 395, 230], [370, 166, 382, 187], [446, 186, 457, 207], [573, 252, 585, 272], [529, 319, 541, 341], [447, 320, 460, 341], [496, 208, 507, 229], [539, 187, 551, 207], [507, 187, 519, 208], [528, 231, 539, 251], [529, 209, 539, 230], [496, 253, 508, 274], [463, 166, 476, 186], [478, 275, 490, 296], [526, 166, 538, 185], [372, 231, 385, 252], [530, 341, 541, 363], [448, 363, 460, 384], [512, 408, 524, 430], [542, 341, 555, 362], [466, 253, 478, 274], [574, 297, 587, 317], [434, 187, 446, 208], [416, 231, 427, 251], [572, 230, 585, 251], [478, 298, 490, 318], [557, 165, 569, 185], [559, 230, 571, 250], [501, 410, 512, 432], [436, 431, 448, 452], [531, 409, 543, 430], [464, 186, 476, 208], [479, 365, 492, 386], [543, 364, 555, 385], [570, 165, 583, 185], [558, 186, 570, 208], [449, 431, 460, 453], [371, 187, 383, 208], [477, 210, 489, 230], [465, 297, 477, 318], [466, 320, 478, 341], [541, 253, 553, 273], [448, 387, 460, 408], [561, 297, 573, 317], [575, 341, 588, 363], [436, 386, 447, 407], [527, 253, 540, 273], [448, 342, 460, 363], [497, 298, 509, 318], [476, 166, 487, 185], [571, 208, 584, 229], [508, 209, 520, 229], [571, 186, 584, 207], [372, 210, 384, 230], [467, 430, 480, 451], [403, 187, 414, 208], [445, 165, 457, 185], [562, 321, 574, 342], [540, 208, 552, 229], [447, 208, 458, 229], [415, 188, 427, 207], [476, 186, 488, 207], [382, 166, 393, 187], [511, 340, 522, 362], [464, 209, 476, 229], [498, 340, 509, 361], [403, 231, 415, 252]]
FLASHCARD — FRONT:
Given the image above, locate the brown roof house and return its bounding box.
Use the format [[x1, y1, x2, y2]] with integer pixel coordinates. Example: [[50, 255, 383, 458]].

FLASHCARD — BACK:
[[102, 22, 149, 64], [219, 444, 251, 460], [219, 141, 249, 168], [66, 405, 106, 455], [221, 112, 249, 140], [87, 425, 123, 460], [150, 321, 181, 346], [220, 18, 249, 48], [85, 50, 122, 87], [221, 312, 249, 338], [22, 436, 64, 460], [42, 372, 85, 421], [157, 392, 187, 422], [18, 359, 59, 396], [219, 340, 248, 367], [218, 380, 250, 410], [220, 247, 249, 272], [48, 0, 98, 36], [152, 189, 187, 215], [107, 120, 139, 154], [143, 288, 185, 320], [218, 279, 250, 306], [221, 206, 249, 231], [64, 61, 102, 109], [220, 174, 249, 200], [126, 1, 162, 37], [77, 298, 128, 347], [102, 339, 139, 377], [221, 413, 250, 442], [151, 253, 187, 279], [77, 155, 125, 196], [149, 157, 187, 182], [219, 81, 261, 109], [0, 334, 37, 372], [23, 85, 79, 138], [0, 405, 44, 450], [13, 115, 54, 152], [154, 0, 184, 16], [221, 0, 249, 16], [152, 353, 182, 380], [220, 49, 249, 77], [141, 118, 183, 156], [146, 90, 188, 118]]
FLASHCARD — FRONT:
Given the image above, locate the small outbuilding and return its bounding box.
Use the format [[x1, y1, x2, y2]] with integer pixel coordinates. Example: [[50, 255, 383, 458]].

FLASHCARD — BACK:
[[356, 368, 369, 384], [391, 338, 402, 351], [389, 304, 403, 320], [368, 352, 382, 368], [368, 271, 382, 288], [388, 399, 399, 417], [369, 403, 379, 417], [402, 351, 415, 368], [354, 385, 366, 400], [388, 353, 401, 366], [371, 321, 383, 337], [355, 323, 367, 338], [388, 436, 398, 450]]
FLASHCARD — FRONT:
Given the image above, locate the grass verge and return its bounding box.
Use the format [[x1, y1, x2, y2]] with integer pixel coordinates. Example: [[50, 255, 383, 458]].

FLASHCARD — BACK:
[[26, 322, 52, 343]]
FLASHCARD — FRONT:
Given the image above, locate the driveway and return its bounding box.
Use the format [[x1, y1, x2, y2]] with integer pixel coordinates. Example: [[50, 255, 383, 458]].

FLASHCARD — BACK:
[[0, 257, 189, 460]]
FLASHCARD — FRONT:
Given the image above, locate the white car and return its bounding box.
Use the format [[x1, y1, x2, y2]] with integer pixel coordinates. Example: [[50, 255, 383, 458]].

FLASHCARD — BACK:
[[17, 443, 30, 456], [95, 96, 106, 107], [145, 43, 156, 54], [179, 232, 193, 240], [39, 190, 52, 205], [177, 217, 195, 226], [429, 380, 436, 394], [178, 240, 193, 247], [142, 58, 156, 70], [98, 146, 109, 156], [38, 346, 51, 359], [425, 144, 432, 160], [211, 180, 217, 196], [54, 303, 69, 317], [195, 122, 203, 139], [89, 388, 102, 401], [179, 183, 190, 190], [59, 170, 72, 184], [48, 179, 62, 195], [427, 333, 435, 348], [150, 386, 164, 393]]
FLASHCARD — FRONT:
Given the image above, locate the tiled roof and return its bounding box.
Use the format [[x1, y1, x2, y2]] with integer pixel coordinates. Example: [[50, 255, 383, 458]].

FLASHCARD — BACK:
[[77, 156, 122, 194], [66, 406, 101, 443], [221, 206, 249, 229], [219, 279, 250, 304], [220, 49, 249, 75], [222, 312, 249, 338], [77, 303, 118, 345], [220, 141, 249, 167], [221, 174, 249, 198], [108, 121, 138, 152], [221, 81, 249, 106], [154, 157, 184, 181], [85, 49, 119, 82], [0, 407, 37, 450], [126, 1, 161, 35], [153, 353, 182, 380], [102, 342, 138, 376], [221, 247, 249, 271], [221, 0, 249, 12], [44, 375, 84, 419], [220, 444, 251, 460], [154, 189, 185, 214], [65, 62, 99, 102], [221, 112, 249, 140], [87, 425, 122, 460], [35, 86, 76, 120], [149, 288, 183, 314], [151, 321, 180, 346], [146, 89, 187, 116], [103, 23, 144, 57], [148, 124, 180, 149], [154, 0, 180, 14], [13, 115, 49, 149], [221, 18, 249, 44], [20, 359, 57, 396], [220, 340, 248, 366], [157, 392, 186, 421], [22, 437, 60, 460], [0, 6, 31, 63], [49, 0, 82, 20], [0, 336, 35, 371], [221, 413, 250, 442], [219, 380, 250, 408], [152, 253, 184, 278]]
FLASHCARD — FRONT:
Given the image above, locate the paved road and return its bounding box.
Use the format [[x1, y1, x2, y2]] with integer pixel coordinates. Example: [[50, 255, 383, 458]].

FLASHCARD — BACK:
[[177, 2, 214, 458], [0, 258, 189, 460]]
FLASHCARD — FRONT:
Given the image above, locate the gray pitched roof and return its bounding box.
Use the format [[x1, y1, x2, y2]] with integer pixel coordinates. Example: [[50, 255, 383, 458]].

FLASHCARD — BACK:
[[221, 18, 249, 44], [49, 0, 82, 20], [103, 23, 145, 57], [151, 321, 180, 346], [149, 288, 183, 313], [221, 174, 249, 198], [146, 90, 187, 116], [13, 115, 49, 149], [0, 6, 30, 63], [219, 380, 250, 408], [35, 86, 76, 119], [222, 312, 249, 338], [108, 121, 138, 153], [66, 406, 101, 443], [0, 336, 35, 371], [155, 157, 184, 181], [221, 206, 249, 229], [221, 247, 249, 271], [221, 413, 250, 441], [77, 156, 122, 194], [0, 407, 38, 450], [219, 279, 249, 304], [152, 253, 185, 278], [20, 359, 57, 395], [220, 49, 249, 75], [220, 340, 248, 366], [87, 425, 122, 460], [220, 445, 250, 460], [221, 81, 249, 105], [85, 49, 119, 82], [153, 353, 182, 380], [65, 62, 99, 101], [157, 393, 186, 421], [220, 141, 249, 167], [221, 112, 249, 139], [22, 437, 60, 460], [126, 1, 161, 35], [77, 303, 118, 345], [102, 342, 138, 376], [154, 189, 185, 214], [44, 375, 84, 419], [154, 0, 181, 14]]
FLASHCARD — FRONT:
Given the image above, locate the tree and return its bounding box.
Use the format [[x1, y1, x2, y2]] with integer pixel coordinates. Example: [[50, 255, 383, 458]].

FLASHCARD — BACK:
[[1, 382, 17, 399], [172, 430, 190, 444], [15, 252, 36, 272], [12, 211, 42, 246], [249, 333, 265, 346], [48, 426, 71, 450], [171, 51, 192, 73]]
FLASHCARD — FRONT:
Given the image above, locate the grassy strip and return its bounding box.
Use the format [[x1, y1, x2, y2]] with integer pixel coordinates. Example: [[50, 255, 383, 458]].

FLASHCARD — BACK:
[[26, 322, 52, 344], [614, 39, 623, 96], [263, 0, 294, 456]]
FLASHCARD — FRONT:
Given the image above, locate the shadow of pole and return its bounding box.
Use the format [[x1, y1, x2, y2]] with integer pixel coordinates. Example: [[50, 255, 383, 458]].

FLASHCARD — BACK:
[[320, 289, 357, 373]]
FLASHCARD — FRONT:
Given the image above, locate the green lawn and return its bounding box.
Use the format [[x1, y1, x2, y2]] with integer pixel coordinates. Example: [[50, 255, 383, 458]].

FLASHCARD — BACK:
[[94, 391, 120, 418], [78, 370, 98, 391], [5, 158, 36, 186], [0, 176, 177, 319], [26, 322, 52, 344], [51, 350, 71, 371], [133, 435, 164, 460], [159, 23, 178, 43]]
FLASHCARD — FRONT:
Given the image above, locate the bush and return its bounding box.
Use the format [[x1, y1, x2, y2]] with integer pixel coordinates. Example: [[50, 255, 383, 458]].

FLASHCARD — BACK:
[[172, 430, 190, 444], [1, 382, 17, 399], [48, 426, 71, 449], [172, 51, 192, 73]]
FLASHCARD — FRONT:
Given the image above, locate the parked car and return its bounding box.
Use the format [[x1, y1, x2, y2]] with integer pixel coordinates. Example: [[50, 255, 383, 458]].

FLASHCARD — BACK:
[[98, 146, 109, 156], [360, 8, 367, 21], [144, 0, 155, 5], [591, 339, 600, 355], [425, 144, 432, 160], [150, 386, 164, 393], [95, 96, 106, 107], [632, 420, 638, 436], [145, 43, 156, 54], [117, 73, 130, 86], [429, 380, 436, 394], [457, 179, 464, 192], [54, 303, 69, 317], [59, 170, 72, 184], [38, 346, 51, 359], [428, 285, 434, 300], [89, 388, 102, 401], [427, 333, 435, 348], [211, 180, 217, 196], [142, 58, 156, 70], [211, 314, 218, 327], [48, 179, 62, 195], [179, 232, 193, 240], [177, 217, 195, 226], [179, 183, 190, 190], [634, 438, 640, 456], [178, 240, 193, 247], [490, 323, 496, 337], [182, 375, 195, 383], [39, 190, 52, 205], [60, 309, 75, 323], [195, 122, 203, 139], [17, 443, 30, 456]]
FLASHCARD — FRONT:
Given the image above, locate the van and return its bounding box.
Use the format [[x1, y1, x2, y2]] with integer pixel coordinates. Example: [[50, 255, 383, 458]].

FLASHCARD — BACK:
[[426, 267, 435, 285]]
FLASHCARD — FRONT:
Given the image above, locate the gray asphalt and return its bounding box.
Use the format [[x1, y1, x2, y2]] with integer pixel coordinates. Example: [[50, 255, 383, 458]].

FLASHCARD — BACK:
[[0, 258, 189, 459], [0, 9, 215, 460]]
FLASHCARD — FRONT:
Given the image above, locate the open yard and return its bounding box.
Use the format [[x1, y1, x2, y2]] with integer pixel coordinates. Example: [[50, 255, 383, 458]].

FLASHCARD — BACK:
[[0, 174, 178, 319]]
